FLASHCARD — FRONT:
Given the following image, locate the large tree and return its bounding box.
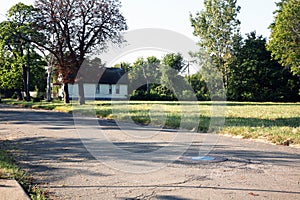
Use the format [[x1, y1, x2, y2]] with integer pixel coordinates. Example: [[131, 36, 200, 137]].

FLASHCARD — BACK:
[[32, 0, 127, 104], [131, 56, 160, 97], [0, 3, 39, 101], [190, 0, 241, 89], [267, 0, 300, 76], [160, 53, 186, 96], [0, 50, 23, 99], [228, 32, 299, 101]]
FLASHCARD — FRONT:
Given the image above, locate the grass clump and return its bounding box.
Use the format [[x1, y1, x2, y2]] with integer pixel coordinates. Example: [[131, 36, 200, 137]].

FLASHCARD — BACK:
[[0, 144, 47, 200]]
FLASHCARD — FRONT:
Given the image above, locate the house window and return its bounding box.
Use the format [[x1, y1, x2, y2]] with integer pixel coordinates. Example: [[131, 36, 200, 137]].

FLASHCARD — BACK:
[[116, 84, 120, 94], [95, 85, 100, 94], [109, 84, 112, 94]]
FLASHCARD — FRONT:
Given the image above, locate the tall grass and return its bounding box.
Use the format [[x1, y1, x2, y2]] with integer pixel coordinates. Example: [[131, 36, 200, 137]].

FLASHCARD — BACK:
[[2, 99, 300, 145]]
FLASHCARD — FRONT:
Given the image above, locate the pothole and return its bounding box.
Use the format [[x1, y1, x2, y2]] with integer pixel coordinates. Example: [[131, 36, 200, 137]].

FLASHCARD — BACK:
[[178, 156, 228, 163]]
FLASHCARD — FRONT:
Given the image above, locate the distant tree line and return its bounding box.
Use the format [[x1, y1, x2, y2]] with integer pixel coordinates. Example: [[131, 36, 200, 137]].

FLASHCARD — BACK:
[[114, 53, 192, 101], [0, 0, 299, 102], [227, 32, 299, 101], [116, 0, 299, 102], [189, 0, 299, 102], [116, 36, 299, 102]]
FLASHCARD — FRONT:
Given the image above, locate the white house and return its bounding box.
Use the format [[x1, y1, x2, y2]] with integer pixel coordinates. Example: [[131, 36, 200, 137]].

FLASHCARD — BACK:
[[59, 68, 128, 100]]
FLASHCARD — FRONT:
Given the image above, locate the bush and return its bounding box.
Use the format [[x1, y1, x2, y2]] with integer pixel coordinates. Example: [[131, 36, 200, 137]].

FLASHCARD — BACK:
[[11, 92, 18, 99], [181, 90, 196, 101]]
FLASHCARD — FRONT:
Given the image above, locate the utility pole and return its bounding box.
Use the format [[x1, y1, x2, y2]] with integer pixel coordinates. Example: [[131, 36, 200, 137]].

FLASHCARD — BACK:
[[182, 60, 191, 85]]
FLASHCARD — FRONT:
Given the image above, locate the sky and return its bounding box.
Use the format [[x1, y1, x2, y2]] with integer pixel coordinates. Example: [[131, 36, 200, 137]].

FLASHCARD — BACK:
[[0, 0, 279, 65], [0, 0, 279, 39], [121, 0, 279, 40]]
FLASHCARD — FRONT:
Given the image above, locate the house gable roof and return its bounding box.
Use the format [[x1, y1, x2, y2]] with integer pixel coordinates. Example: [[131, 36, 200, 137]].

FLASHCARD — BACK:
[[98, 68, 127, 84], [81, 67, 127, 85]]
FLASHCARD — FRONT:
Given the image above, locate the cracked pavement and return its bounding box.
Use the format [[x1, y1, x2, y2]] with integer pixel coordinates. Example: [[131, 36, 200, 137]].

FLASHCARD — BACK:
[[0, 105, 299, 200]]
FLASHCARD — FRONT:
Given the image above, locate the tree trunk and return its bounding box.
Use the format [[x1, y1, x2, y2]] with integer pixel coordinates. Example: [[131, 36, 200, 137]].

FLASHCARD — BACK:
[[146, 80, 150, 97], [142, 68, 151, 97], [46, 69, 52, 102], [63, 83, 70, 104], [25, 47, 31, 102], [22, 65, 30, 102], [26, 63, 30, 101], [224, 67, 229, 91], [78, 80, 85, 105], [16, 89, 23, 101]]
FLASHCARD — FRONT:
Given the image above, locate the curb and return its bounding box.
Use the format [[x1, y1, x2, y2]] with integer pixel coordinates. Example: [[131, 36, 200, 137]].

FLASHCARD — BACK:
[[0, 179, 30, 200]]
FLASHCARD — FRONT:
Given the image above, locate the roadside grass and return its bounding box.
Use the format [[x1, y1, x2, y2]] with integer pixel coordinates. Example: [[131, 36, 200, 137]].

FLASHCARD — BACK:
[[1, 98, 73, 112], [222, 103, 300, 145], [0, 143, 47, 200], [2, 99, 300, 145]]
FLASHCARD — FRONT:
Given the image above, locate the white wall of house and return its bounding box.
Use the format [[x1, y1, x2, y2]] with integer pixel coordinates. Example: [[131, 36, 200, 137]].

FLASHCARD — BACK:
[[67, 83, 128, 99]]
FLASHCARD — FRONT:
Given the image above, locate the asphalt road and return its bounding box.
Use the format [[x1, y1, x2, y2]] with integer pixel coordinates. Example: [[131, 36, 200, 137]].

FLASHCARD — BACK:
[[0, 104, 299, 200]]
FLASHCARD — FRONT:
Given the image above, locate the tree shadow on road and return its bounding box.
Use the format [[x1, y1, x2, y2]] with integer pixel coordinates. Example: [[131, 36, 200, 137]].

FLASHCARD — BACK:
[[1, 133, 299, 182], [1, 106, 300, 199]]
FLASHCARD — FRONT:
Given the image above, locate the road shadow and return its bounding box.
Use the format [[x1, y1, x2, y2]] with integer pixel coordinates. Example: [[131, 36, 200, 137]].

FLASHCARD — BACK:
[[1, 105, 300, 199], [0, 108, 74, 128], [0, 106, 299, 168], [1, 133, 299, 182]]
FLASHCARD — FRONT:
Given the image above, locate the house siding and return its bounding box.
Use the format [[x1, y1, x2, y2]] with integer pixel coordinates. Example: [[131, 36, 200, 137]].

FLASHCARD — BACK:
[[68, 83, 128, 100]]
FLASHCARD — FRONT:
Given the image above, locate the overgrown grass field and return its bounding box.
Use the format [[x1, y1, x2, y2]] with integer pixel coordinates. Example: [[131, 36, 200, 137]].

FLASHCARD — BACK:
[[2, 99, 300, 145]]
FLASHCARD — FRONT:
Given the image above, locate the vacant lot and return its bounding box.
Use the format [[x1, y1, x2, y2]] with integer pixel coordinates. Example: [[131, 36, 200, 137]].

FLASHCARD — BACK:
[[2, 99, 300, 145]]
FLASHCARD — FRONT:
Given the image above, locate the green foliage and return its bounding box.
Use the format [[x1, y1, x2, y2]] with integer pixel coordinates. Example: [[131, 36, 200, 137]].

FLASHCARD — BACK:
[[114, 62, 132, 72], [0, 49, 46, 95], [0, 3, 46, 100], [162, 53, 185, 72], [187, 73, 210, 100], [190, 0, 241, 88], [228, 32, 300, 101], [129, 57, 161, 97], [127, 54, 195, 101], [160, 53, 193, 99], [267, 0, 300, 76], [159, 63, 176, 94], [151, 85, 177, 101], [0, 53, 23, 90]]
